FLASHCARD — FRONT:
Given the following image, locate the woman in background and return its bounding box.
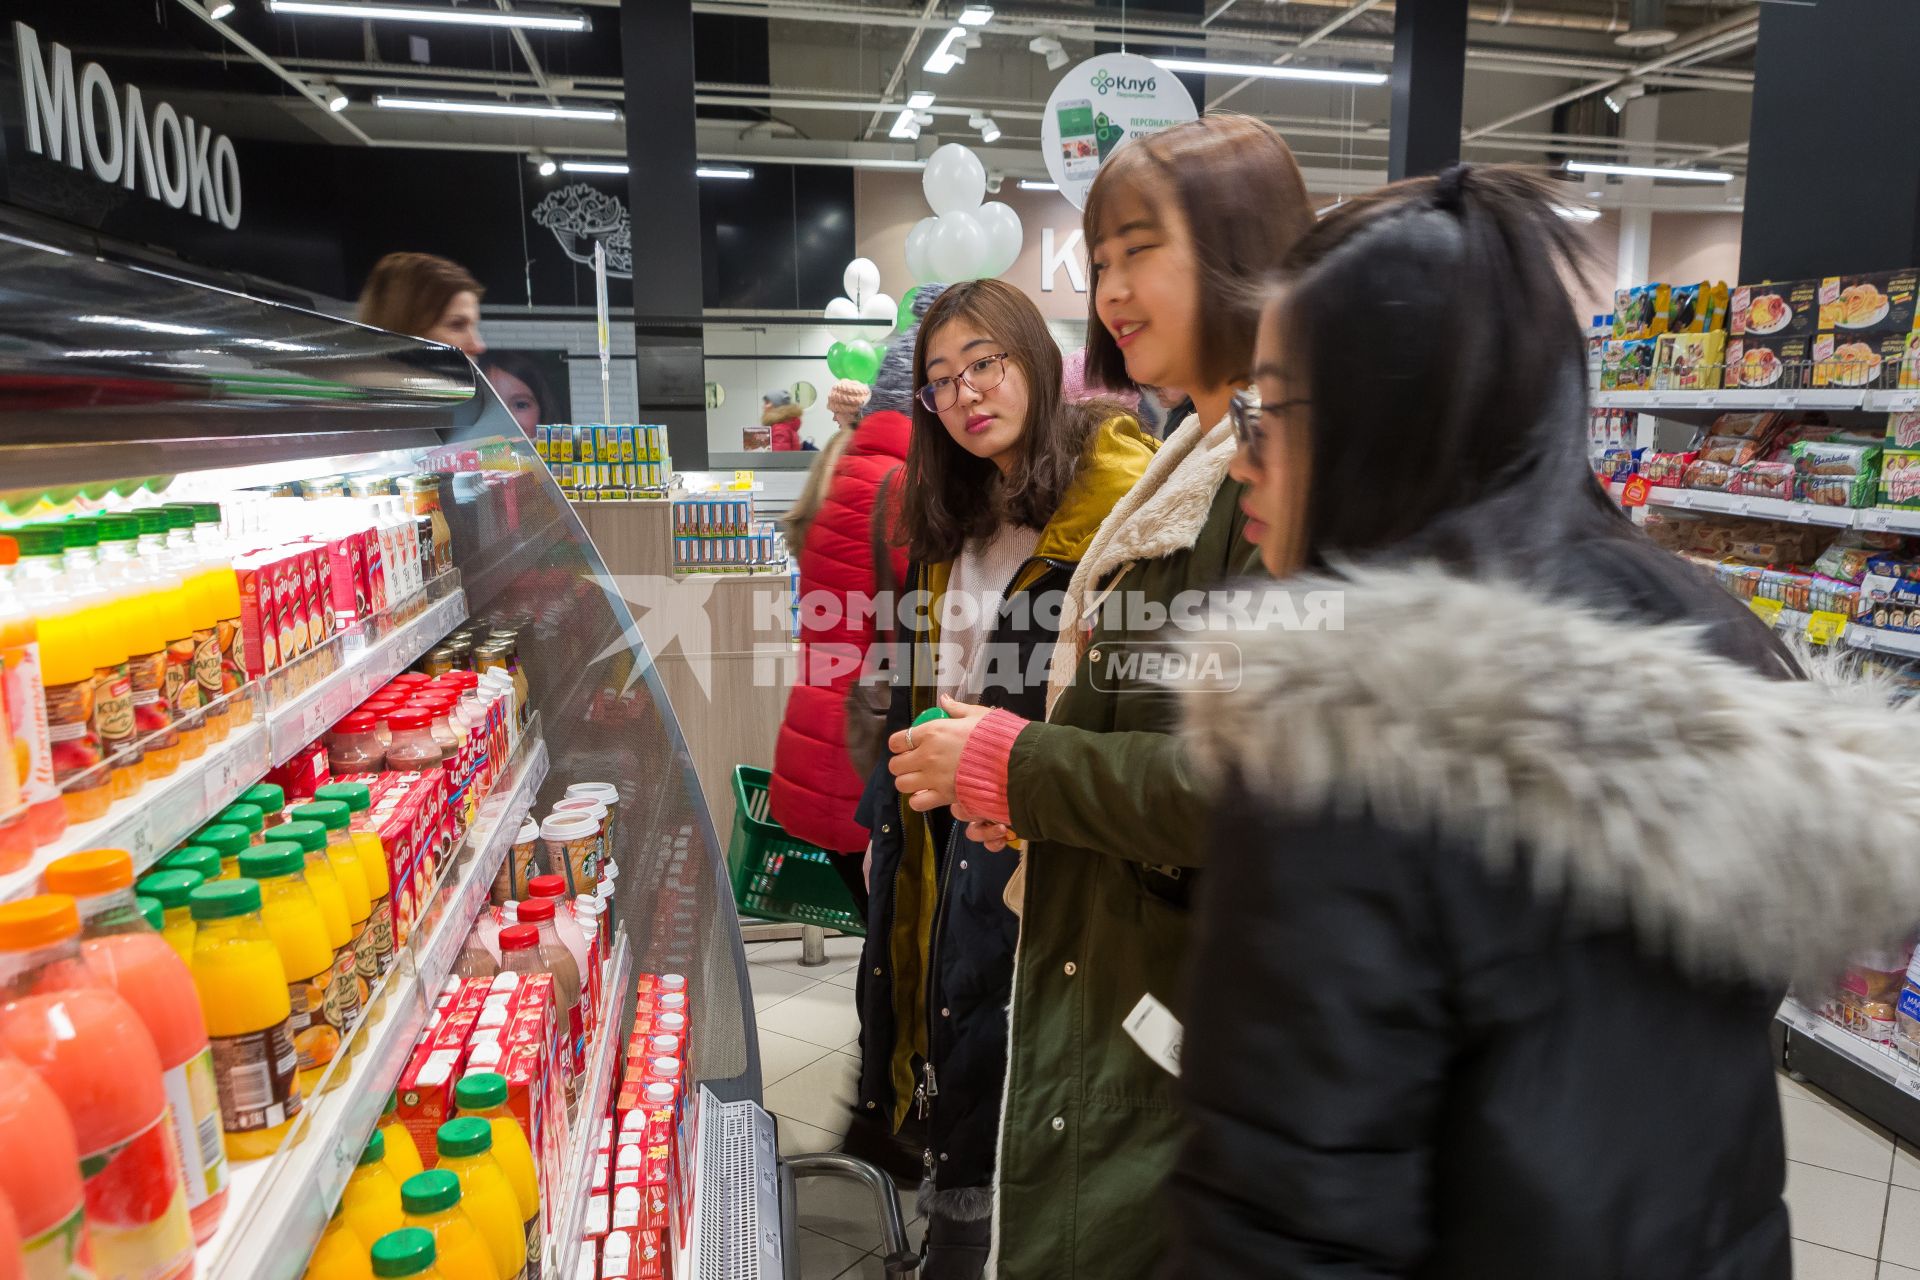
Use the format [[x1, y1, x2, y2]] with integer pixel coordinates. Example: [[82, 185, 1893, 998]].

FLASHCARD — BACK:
[[782, 379, 874, 556], [763, 390, 805, 450], [357, 251, 487, 357]]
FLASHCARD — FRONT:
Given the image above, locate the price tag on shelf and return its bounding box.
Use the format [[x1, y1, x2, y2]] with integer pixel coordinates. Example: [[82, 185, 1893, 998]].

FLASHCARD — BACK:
[[125, 808, 161, 865], [1806, 611, 1848, 646], [1748, 597, 1784, 627]]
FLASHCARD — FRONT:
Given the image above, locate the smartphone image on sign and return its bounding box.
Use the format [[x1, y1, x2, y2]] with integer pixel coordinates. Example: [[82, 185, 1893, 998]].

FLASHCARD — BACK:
[[1056, 98, 1102, 181], [1094, 110, 1124, 162]]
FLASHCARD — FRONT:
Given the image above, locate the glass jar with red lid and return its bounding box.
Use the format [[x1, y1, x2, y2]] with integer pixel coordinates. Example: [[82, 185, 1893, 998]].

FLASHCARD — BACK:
[[384, 708, 444, 771], [328, 710, 385, 774]]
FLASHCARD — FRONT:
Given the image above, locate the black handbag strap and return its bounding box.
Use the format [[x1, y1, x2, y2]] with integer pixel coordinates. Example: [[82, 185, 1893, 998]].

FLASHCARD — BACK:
[[870, 467, 898, 644]]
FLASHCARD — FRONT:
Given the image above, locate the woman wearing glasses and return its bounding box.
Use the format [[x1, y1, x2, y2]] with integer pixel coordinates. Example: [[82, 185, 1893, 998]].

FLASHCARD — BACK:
[[886, 114, 1314, 1278], [855, 278, 1154, 1279]]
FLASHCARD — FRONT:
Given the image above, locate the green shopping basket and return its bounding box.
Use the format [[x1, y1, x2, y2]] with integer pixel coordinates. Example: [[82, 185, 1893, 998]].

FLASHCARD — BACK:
[[727, 765, 866, 936]]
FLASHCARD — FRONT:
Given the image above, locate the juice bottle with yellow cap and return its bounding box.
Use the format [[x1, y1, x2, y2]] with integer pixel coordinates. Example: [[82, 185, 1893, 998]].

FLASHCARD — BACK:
[[452, 1073, 537, 1268], [366, 1228, 443, 1280], [0, 533, 69, 849], [238, 843, 340, 1095], [303, 1204, 372, 1280], [341, 1130, 404, 1250], [433, 1119, 525, 1280], [45, 849, 229, 1243], [10, 526, 111, 822], [290, 801, 377, 999], [315, 783, 395, 978], [398, 1172, 495, 1280], [276, 820, 363, 1036], [0, 893, 197, 1280], [381, 1091, 424, 1184], [137, 869, 205, 964], [187, 878, 302, 1160]]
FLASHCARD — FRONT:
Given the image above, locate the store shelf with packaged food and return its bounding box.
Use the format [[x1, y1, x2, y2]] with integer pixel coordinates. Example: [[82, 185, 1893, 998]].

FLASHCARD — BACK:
[[1595, 389, 1920, 413], [0, 229, 764, 1280]]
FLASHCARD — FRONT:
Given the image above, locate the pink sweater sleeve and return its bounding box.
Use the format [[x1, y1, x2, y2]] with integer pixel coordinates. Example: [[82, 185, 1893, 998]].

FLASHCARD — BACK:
[[955, 708, 1028, 826]]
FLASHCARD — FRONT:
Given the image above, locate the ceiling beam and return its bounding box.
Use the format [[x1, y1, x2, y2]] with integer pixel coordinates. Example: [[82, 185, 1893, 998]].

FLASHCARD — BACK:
[[170, 0, 373, 143], [1209, 0, 1387, 110], [500, 0, 560, 106], [862, 0, 941, 140]]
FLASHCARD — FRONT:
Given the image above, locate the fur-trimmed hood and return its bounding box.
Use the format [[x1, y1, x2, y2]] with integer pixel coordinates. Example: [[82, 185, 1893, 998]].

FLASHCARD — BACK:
[[761, 401, 804, 426], [1182, 564, 1920, 988]]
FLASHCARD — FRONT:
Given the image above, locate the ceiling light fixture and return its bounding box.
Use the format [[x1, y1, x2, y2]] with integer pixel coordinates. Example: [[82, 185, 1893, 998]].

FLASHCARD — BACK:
[[1028, 35, 1068, 71], [1552, 205, 1602, 223], [1017, 179, 1057, 191], [1565, 159, 1733, 182], [697, 166, 754, 180], [1615, 0, 1677, 48], [925, 25, 967, 74], [374, 94, 617, 121], [958, 5, 993, 24], [530, 149, 557, 176], [208, 1, 237, 18], [267, 0, 589, 31], [1149, 57, 1387, 85], [907, 91, 936, 109], [559, 160, 629, 174], [969, 113, 1001, 144], [317, 82, 349, 112], [890, 109, 922, 140]]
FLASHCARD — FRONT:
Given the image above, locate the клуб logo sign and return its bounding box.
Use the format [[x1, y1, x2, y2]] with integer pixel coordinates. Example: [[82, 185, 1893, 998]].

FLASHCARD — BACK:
[[12, 21, 243, 229]]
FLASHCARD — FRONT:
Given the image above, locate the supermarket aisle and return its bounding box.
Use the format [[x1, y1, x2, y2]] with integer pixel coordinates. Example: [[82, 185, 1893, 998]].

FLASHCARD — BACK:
[[747, 933, 925, 1278], [1783, 1070, 1920, 1278]]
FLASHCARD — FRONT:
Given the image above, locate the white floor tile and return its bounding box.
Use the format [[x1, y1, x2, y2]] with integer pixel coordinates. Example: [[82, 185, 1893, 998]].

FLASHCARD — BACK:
[[794, 1167, 900, 1249], [778, 1116, 847, 1160], [1792, 1240, 1878, 1280], [1896, 1141, 1920, 1192], [1786, 1160, 1889, 1258], [758, 983, 863, 1049], [1783, 1071, 1823, 1103], [1784, 1093, 1896, 1182], [1881, 1262, 1920, 1280], [796, 1226, 867, 1279], [832, 1254, 889, 1279], [761, 1027, 834, 1088], [1881, 1186, 1920, 1268], [765, 1051, 862, 1133], [750, 964, 822, 1012], [826, 966, 860, 990], [753, 936, 866, 981]]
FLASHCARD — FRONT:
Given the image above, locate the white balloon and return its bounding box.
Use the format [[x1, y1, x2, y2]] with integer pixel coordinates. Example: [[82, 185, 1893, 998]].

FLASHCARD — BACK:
[[904, 216, 942, 283], [843, 258, 881, 307], [922, 144, 987, 216], [930, 212, 991, 282], [861, 293, 897, 322], [974, 201, 1023, 278], [822, 294, 865, 342]]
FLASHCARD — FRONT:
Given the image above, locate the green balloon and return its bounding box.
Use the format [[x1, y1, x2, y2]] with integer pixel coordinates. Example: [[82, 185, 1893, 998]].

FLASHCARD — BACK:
[[843, 339, 883, 384], [895, 286, 920, 334], [825, 341, 851, 379]]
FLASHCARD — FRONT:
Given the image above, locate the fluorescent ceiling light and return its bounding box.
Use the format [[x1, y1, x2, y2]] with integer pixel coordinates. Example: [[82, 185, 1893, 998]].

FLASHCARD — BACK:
[[1150, 57, 1387, 85], [1565, 160, 1732, 182], [697, 166, 754, 180], [208, 1, 236, 18], [890, 109, 921, 140], [1017, 179, 1057, 191], [560, 160, 629, 174], [958, 5, 993, 24], [1552, 204, 1601, 223], [267, 0, 590, 31], [375, 94, 617, 121], [925, 26, 966, 74], [906, 91, 936, 109]]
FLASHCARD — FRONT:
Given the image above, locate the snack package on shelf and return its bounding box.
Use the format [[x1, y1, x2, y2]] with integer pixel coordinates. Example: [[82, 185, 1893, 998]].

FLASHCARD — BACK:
[[1654, 331, 1726, 390], [1732, 461, 1795, 501], [1641, 451, 1695, 488], [1700, 435, 1764, 467], [1823, 948, 1913, 1046], [1792, 441, 1882, 508], [1600, 339, 1656, 390], [1728, 334, 1814, 389], [1888, 412, 1920, 450], [1731, 280, 1818, 339], [1813, 332, 1913, 390], [1818, 270, 1918, 337], [1612, 283, 1671, 340], [1683, 459, 1737, 493], [1882, 450, 1920, 510]]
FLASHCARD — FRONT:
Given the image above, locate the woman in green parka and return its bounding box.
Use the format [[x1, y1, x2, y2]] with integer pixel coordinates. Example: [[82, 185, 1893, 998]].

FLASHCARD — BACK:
[[885, 114, 1316, 1278]]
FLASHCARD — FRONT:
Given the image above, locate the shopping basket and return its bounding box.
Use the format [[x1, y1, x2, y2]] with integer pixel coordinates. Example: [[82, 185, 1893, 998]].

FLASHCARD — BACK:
[[727, 765, 865, 936]]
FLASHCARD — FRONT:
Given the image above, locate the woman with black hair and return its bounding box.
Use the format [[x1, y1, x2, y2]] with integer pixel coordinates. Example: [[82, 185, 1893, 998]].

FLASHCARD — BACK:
[[1164, 165, 1920, 1278]]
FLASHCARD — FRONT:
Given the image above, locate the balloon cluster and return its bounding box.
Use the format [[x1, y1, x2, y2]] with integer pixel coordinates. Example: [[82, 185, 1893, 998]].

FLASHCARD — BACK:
[[823, 258, 894, 384], [904, 145, 1023, 284]]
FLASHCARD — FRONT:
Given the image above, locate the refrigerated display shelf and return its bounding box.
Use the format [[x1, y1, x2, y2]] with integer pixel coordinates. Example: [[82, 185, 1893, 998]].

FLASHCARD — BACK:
[[1777, 997, 1920, 1099], [199, 719, 548, 1280], [543, 930, 633, 1280], [0, 573, 467, 904], [1595, 389, 1920, 413]]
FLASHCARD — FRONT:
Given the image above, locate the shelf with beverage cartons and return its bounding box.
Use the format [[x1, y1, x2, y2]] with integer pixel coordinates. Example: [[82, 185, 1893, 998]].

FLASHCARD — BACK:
[[543, 931, 633, 1280], [1595, 389, 1920, 413], [1778, 996, 1920, 1101], [199, 718, 547, 1280]]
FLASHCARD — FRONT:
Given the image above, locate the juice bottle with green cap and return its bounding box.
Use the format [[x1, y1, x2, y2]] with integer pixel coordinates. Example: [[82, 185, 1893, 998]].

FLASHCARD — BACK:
[[290, 801, 377, 994], [237, 843, 340, 1094], [399, 1172, 494, 1280], [315, 783, 394, 976], [276, 821, 363, 1030], [381, 1092, 424, 1184], [61, 518, 140, 796], [0, 894, 196, 1280], [157, 507, 227, 744], [136, 895, 161, 930], [137, 870, 204, 963], [187, 879, 301, 1160], [434, 1119, 524, 1280], [46, 849, 228, 1242], [303, 1204, 372, 1280], [367, 1228, 442, 1280], [162, 845, 221, 884], [240, 782, 285, 832], [93, 513, 178, 780], [10, 525, 110, 821], [215, 804, 266, 846], [182, 503, 251, 728], [452, 1073, 537, 1269], [194, 825, 252, 881], [132, 511, 202, 761], [341, 1130, 404, 1249]]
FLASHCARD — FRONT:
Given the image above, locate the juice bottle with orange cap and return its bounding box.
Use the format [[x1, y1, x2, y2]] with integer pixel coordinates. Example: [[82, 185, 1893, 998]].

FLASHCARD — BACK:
[[290, 802, 377, 1001], [398, 1172, 494, 1280], [278, 820, 364, 1031], [380, 1092, 424, 1185], [315, 783, 395, 978], [451, 1074, 537, 1269], [137, 871, 204, 965], [0, 894, 196, 1280], [340, 1130, 404, 1249], [303, 1204, 372, 1280], [366, 1228, 443, 1280], [0, 1053, 89, 1280], [94, 514, 180, 780], [433, 1120, 524, 1280], [10, 527, 111, 822], [237, 843, 339, 1095], [187, 879, 302, 1161], [0, 533, 65, 850], [45, 850, 228, 1243]]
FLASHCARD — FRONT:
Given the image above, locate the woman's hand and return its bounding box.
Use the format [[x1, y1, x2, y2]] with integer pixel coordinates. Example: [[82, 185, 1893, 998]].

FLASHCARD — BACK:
[[888, 694, 989, 812], [966, 819, 1013, 852]]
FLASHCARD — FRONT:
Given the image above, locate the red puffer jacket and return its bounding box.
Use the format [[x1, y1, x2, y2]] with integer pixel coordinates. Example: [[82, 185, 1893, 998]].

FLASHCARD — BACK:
[[769, 409, 911, 854]]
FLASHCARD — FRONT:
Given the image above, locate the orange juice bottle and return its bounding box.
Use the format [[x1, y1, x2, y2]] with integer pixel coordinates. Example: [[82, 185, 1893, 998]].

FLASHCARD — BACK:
[[94, 515, 180, 780], [380, 1092, 424, 1185], [237, 844, 339, 1096], [314, 784, 395, 979], [452, 1074, 537, 1256], [215, 805, 266, 847], [0, 533, 67, 849], [369, 1228, 442, 1280], [398, 1173, 494, 1280], [0, 1054, 89, 1280], [61, 520, 141, 797], [133, 513, 203, 762], [304, 1204, 372, 1280], [186, 879, 301, 1161], [136, 870, 204, 964], [46, 850, 229, 1243], [277, 821, 363, 1034], [290, 803, 376, 1003], [433, 1120, 524, 1280], [341, 1130, 404, 1249], [159, 508, 227, 744], [10, 526, 111, 822], [162, 845, 221, 884], [170, 505, 250, 729]]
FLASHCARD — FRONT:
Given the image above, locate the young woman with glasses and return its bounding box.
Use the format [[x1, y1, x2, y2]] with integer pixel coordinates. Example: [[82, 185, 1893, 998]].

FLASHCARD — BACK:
[[854, 278, 1155, 1280], [885, 113, 1316, 1278]]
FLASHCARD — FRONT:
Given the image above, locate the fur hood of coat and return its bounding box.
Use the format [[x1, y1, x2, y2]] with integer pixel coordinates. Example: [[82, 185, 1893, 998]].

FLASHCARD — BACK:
[[1182, 562, 1920, 991], [761, 401, 804, 427]]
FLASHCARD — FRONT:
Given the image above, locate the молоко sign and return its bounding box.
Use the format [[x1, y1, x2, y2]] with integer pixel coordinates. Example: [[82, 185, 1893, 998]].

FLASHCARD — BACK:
[[13, 21, 242, 230]]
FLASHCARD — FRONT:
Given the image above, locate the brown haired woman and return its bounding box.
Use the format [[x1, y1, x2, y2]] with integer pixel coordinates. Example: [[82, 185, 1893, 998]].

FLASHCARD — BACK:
[[857, 278, 1154, 1279], [886, 114, 1315, 1278], [356, 251, 487, 357]]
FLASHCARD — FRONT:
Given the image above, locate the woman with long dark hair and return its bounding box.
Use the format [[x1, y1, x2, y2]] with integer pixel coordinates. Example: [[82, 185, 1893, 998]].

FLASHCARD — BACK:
[[857, 278, 1153, 1279], [1160, 165, 1919, 1278]]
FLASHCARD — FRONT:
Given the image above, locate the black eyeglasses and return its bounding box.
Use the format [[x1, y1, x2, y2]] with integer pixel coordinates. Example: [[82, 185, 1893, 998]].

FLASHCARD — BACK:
[[1229, 391, 1311, 452], [919, 353, 1011, 413]]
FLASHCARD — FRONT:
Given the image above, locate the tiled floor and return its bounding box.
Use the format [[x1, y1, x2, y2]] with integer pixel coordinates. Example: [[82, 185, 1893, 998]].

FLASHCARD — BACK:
[[746, 934, 925, 1278], [749, 936, 1917, 1277]]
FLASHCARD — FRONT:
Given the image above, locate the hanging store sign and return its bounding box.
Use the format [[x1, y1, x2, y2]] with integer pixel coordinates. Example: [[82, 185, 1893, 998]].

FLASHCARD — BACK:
[[11, 21, 242, 229], [1040, 53, 1196, 210]]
